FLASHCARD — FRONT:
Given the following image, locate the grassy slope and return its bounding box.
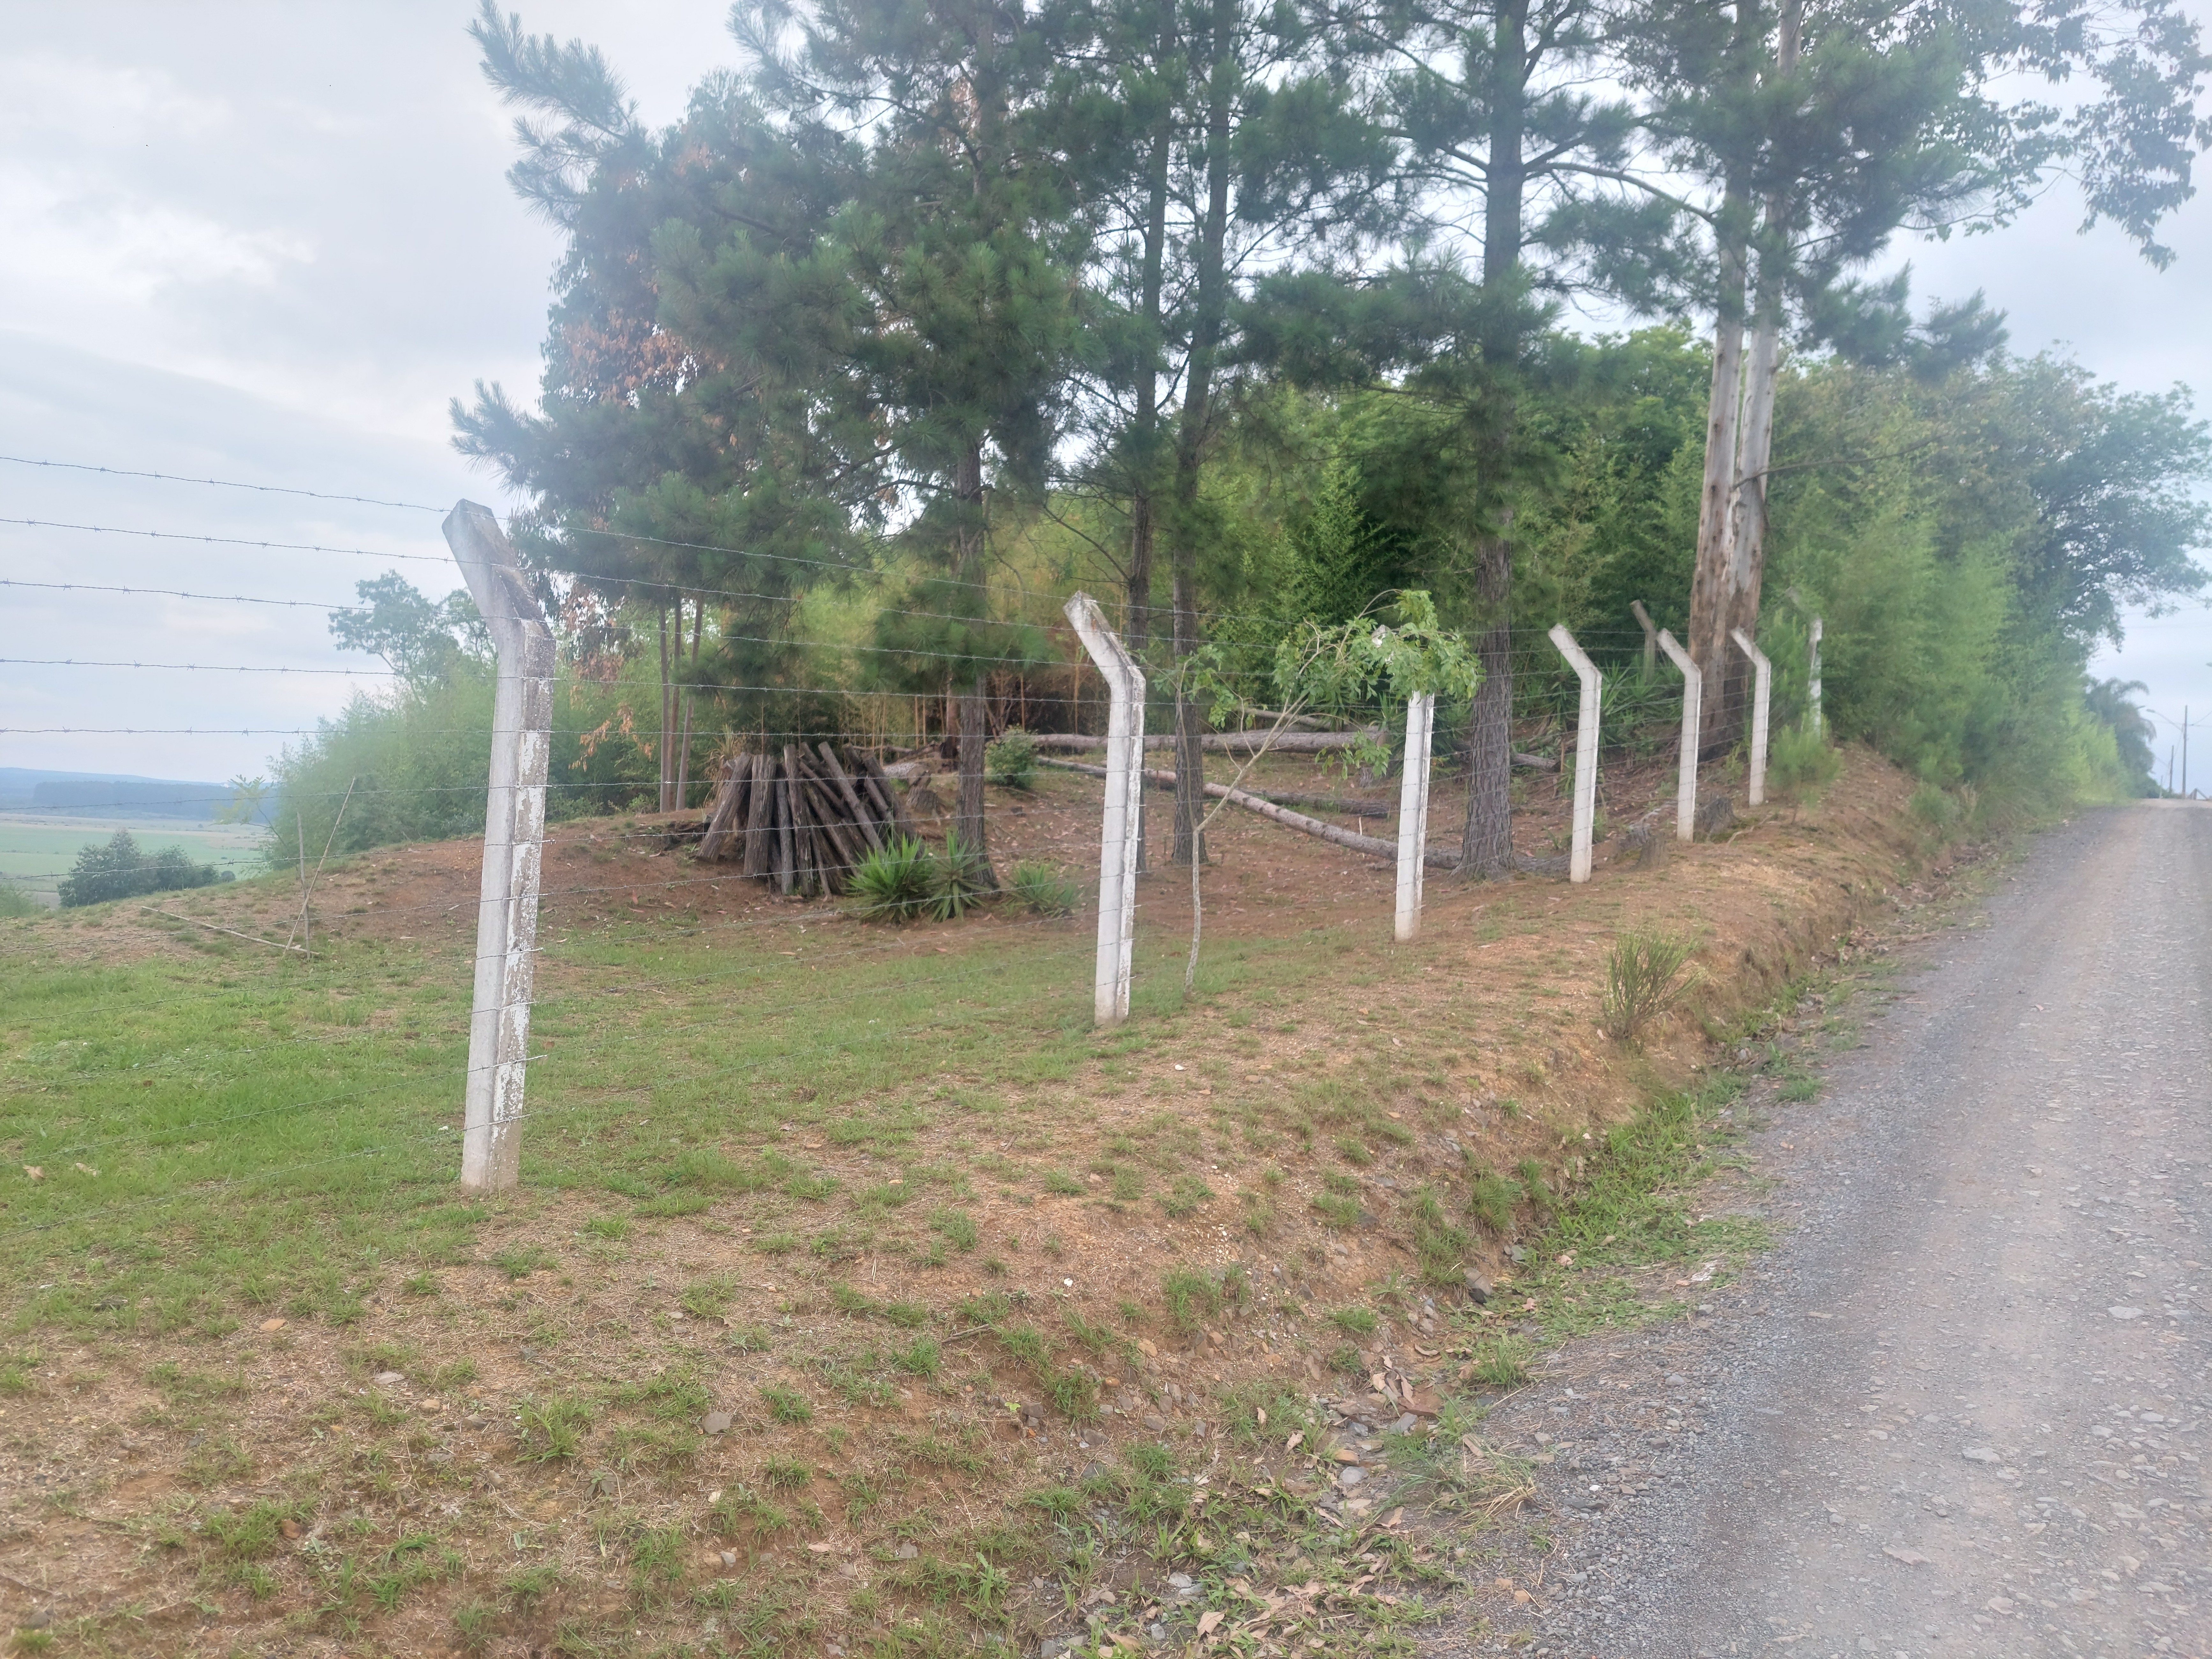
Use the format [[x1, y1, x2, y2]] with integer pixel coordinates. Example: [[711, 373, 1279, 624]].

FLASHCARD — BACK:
[[0, 750, 1933, 1657]]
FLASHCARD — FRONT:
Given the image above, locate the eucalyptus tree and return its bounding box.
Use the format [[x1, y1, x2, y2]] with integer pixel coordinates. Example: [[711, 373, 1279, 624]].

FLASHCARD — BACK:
[[1617, 0, 2212, 748]]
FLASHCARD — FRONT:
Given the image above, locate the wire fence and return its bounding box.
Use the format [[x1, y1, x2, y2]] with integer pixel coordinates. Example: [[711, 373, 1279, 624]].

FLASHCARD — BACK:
[[0, 452, 1762, 1255]]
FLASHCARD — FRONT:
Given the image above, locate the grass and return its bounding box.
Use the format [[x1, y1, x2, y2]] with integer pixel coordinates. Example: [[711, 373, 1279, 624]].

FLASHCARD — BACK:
[[0, 757, 1926, 1659]]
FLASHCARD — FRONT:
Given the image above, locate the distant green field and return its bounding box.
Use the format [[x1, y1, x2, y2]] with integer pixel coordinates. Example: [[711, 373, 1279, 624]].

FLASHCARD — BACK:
[[0, 814, 268, 906]]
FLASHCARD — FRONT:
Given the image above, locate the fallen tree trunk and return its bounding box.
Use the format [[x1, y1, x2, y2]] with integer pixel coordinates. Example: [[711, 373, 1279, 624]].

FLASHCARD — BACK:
[[1042, 757, 1459, 869], [1034, 731, 1382, 755]]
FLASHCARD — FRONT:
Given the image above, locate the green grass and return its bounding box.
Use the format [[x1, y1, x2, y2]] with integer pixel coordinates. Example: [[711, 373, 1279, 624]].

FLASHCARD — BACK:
[[0, 857, 1257, 1336]]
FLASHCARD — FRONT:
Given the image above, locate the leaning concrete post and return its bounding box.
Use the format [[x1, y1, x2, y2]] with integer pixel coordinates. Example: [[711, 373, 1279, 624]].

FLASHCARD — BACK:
[[1731, 626, 1772, 807], [1656, 628, 1700, 843], [1065, 593, 1145, 1024], [1549, 624, 1602, 883], [1394, 691, 1435, 941], [1630, 600, 1658, 681], [445, 502, 554, 1193], [1805, 615, 1824, 737]]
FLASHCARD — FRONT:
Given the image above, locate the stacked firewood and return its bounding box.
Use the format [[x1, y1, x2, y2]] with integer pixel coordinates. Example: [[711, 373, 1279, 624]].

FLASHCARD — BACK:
[[696, 743, 920, 895]]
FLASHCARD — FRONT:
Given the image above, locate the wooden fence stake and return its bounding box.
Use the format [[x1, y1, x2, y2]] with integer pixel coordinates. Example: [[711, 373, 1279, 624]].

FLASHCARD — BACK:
[[1657, 628, 1700, 842], [1549, 625, 1602, 883], [444, 501, 554, 1194], [1731, 627, 1772, 806], [1063, 592, 1144, 1025], [1394, 691, 1435, 941]]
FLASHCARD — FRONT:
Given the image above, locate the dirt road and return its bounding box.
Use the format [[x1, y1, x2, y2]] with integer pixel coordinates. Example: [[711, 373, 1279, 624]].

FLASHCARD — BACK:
[[1460, 802, 2212, 1658]]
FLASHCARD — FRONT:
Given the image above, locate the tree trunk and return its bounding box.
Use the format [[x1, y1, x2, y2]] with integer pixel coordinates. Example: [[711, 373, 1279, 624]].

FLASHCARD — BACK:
[[1721, 0, 1801, 732], [1168, 0, 1237, 866], [656, 603, 675, 813], [1459, 0, 1528, 876], [1687, 182, 1751, 755], [1127, 1, 1174, 874], [951, 442, 998, 885]]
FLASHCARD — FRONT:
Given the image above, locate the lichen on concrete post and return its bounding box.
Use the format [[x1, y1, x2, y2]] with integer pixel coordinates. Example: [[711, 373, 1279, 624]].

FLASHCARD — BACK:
[[1657, 628, 1700, 843], [1549, 625, 1602, 883], [1063, 593, 1145, 1025], [1394, 691, 1435, 941], [1732, 626, 1773, 807], [444, 502, 554, 1193]]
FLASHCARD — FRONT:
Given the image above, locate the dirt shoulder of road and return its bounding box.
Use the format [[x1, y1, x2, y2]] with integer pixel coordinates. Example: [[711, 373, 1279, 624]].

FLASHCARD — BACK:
[[0, 745, 1964, 1658]]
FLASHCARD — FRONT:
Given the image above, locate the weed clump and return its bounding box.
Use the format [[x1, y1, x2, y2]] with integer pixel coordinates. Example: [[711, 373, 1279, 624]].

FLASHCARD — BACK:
[[1600, 930, 1702, 1045], [1006, 860, 1080, 916], [1160, 1264, 1246, 1333], [847, 837, 934, 923]]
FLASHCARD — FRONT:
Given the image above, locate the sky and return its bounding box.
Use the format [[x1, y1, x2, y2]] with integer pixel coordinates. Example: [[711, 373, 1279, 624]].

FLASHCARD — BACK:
[[0, 2, 2208, 794]]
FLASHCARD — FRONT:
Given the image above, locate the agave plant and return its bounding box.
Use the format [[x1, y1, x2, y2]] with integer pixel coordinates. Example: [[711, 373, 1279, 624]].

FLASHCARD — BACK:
[[846, 837, 934, 923], [929, 830, 994, 920]]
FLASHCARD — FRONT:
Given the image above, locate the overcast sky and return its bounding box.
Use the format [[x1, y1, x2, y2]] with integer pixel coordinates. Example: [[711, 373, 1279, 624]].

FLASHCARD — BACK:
[[1, 1, 2207, 792]]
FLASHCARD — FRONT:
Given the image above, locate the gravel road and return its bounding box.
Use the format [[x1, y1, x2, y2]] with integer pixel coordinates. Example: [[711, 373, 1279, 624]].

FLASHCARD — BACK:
[[1451, 802, 2212, 1659]]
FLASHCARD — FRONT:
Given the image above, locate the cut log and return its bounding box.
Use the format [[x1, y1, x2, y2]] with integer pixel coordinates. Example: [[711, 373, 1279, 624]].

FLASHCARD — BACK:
[[816, 743, 884, 854], [744, 752, 776, 878], [1033, 730, 1379, 755], [1040, 756, 1459, 869], [784, 746, 817, 895], [800, 767, 865, 873], [773, 771, 796, 894], [698, 753, 749, 861], [857, 750, 921, 843]]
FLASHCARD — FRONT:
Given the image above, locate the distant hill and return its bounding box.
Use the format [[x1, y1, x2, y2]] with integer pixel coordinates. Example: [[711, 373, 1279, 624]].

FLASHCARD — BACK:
[[0, 768, 241, 820]]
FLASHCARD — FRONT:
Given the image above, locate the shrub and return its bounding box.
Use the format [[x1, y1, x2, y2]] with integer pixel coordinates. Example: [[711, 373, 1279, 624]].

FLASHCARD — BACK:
[[0, 886, 38, 918], [1768, 726, 1843, 803], [58, 830, 231, 907], [930, 830, 995, 918], [1006, 860, 1080, 916], [847, 837, 935, 923], [984, 727, 1041, 789], [1909, 779, 1964, 833], [1600, 930, 1701, 1045]]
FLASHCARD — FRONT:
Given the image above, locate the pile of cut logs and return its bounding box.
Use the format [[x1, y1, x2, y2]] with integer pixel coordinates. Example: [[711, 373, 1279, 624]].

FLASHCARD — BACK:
[[695, 743, 920, 895]]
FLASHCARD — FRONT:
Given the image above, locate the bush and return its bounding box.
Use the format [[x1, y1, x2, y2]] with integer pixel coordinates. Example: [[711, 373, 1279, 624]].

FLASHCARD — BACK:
[[57, 831, 232, 908], [984, 727, 1041, 789], [1600, 930, 1701, 1045], [930, 830, 994, 919], [1006, 861, 1080, 916], [1767, 726, 1843, 803], [1909, 780, 1965, 834], [0, 886, 37, 918], [847, 837, 934, 923]]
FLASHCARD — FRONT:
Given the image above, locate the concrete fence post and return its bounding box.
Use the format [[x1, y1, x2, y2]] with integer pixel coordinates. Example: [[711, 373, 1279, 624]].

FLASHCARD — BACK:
[[1731, 626, 1772, 807], [1394, 691, 1435, 941], [1806, 614, 1824, 737], [1549, 624, 1602, 883], [444, 502, 555, 1194], [1630, 600, 1658, 681], [1064, 593, 1145, 1024], [1656, 628, 1700, 842]]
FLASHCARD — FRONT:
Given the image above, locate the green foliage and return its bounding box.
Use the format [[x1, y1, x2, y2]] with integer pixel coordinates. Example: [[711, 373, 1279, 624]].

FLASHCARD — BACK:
[[57, 831, 230, 909], [1467, 1168, 1525, 1234], [0, 886, 37, 918], [847, 837, 936, 924], [1159, 1174, 1213, 1218], [1005, 861, 1080, 917], [929, 831, 994, 920], [1767, 726, 1843, 802], [984, 727, 1041, 790], [1327, 1306, 1377, 1337], [1601, 931, 1702, 1045]]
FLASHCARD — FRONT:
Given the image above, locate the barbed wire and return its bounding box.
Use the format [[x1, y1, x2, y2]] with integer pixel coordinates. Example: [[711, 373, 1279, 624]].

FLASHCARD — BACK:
[[0, 455, 445, 512]]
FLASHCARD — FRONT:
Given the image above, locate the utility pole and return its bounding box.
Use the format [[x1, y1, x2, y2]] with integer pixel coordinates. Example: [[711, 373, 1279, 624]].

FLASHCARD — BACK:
[[2184, 706, 2190, 799]]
